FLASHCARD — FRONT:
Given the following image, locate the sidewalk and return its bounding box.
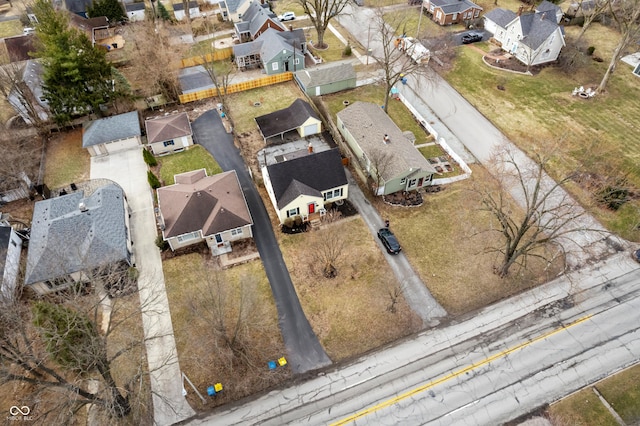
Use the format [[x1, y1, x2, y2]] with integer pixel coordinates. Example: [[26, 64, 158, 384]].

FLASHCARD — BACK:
[[90, 147, 195, 426]]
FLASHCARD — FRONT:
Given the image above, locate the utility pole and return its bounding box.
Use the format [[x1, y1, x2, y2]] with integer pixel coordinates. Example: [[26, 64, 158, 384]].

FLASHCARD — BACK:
[[416, 0, 425, 38]]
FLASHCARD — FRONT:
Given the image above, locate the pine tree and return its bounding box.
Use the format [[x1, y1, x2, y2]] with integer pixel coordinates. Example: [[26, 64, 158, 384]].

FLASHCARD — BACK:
[[87, 0, 126, 23]]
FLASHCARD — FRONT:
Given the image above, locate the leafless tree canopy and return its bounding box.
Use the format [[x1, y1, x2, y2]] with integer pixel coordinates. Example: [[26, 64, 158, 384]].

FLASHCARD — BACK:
[[311, 210, 345, 278], [296, 0, 351, 49], [367, 147, 394, 195]]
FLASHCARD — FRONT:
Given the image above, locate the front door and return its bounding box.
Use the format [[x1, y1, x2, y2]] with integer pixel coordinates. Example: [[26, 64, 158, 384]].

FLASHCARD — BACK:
[[284, 61, 290, 71], [308, 203, 315, 214]]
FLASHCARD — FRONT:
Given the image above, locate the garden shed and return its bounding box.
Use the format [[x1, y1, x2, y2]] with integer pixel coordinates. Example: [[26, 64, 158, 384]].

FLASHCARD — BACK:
[[295, 62, 356, 96], [255, 99, 322, 143]]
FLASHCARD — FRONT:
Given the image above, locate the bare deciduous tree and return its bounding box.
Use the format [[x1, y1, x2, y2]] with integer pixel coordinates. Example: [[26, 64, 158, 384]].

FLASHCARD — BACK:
[[195, 40, 234, 114], [475, 145, 607, 278], [367, 147, 394, 196], [0, 63, 50, 135], [296, 0, 350, 49], [312, 210, 345, 278], [575, 0, 612, 42]]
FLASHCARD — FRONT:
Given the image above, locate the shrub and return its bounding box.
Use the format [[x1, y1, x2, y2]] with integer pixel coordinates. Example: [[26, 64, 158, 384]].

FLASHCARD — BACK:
[[294, 215, 303, 227], [587, 46, 595, 56], [143, 149, 157, 167], [597, 183, 630, 211], [283, 217, 294, 229], [155, 235, 169, 251], [343, 44, 352, 57], [147, 171, 161, 189]]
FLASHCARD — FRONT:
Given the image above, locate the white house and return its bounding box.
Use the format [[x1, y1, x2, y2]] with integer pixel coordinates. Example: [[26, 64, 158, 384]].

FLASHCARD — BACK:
[[144, 112, 194, 156], [173, 1, 201, 21], [484, 2, 565, 67], [125, 3, 146, 22]]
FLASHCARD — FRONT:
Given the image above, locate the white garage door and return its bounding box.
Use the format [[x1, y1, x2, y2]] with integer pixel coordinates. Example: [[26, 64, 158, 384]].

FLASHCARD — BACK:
[[105, 137, 140, 154], [303, 124, 317, 137]]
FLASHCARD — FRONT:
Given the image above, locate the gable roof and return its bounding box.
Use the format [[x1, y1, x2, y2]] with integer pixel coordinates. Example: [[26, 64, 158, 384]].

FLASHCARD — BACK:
[[69, 13, 109, 32], [145, 112, 192, 144], [4, 35, 36, 63], [25, 183, 129, 285], [517, 11, 561, 49], [536, 0, 562, 16], [234, 1, 285, 39], [430, 0, 482, 14], [233, 28, 305, 62], [157, 170, 252, 239], [484, 8, 517, 28], [82, 111, 141, 148], [255, 99, 320, 139], [337, 102, 436, 181], [126, 2, 146, 12], [266, 148, 347, 209], [173, 1, 199, 11], [295, 62, 356, 88], [225, 0, 245, 13]]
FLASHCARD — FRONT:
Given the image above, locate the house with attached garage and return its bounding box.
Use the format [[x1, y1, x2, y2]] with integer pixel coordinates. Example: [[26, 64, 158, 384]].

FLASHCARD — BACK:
[[234, 28, 306, 74], [255, 99, 321, 143], [144, 112, 194, 156], [24, 181, 133, 296], [0, 224, 22, 303], [423, 0, 483, 26], [262, 148, 348, 224], [295, 62, 357, 97], [484, 2, 565, 67], [156, 169, 253, 255], [82, 111, 142, 157], [337, 101, 436, 196]]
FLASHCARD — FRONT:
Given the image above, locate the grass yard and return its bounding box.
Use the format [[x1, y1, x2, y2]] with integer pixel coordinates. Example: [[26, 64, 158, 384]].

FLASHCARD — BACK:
[[157, 145, 222, 185], [0, 19, 23, 38], [548, 388, 619, 426], [309, 30, 349, 63], [43, 129, 90, 190], [226, 82, 302, 134], [377, 165, 563, 315], [278, 217, 422, 361], [323, 84, 432, 144], [163, 252, 289, 410], [595, 364, 640, 424], [444, 25, 640, 241]]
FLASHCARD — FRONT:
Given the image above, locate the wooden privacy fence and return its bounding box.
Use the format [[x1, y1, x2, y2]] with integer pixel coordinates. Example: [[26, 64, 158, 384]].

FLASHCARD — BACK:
[[179, 47, 233, 68], [179, 72, 294, 103]]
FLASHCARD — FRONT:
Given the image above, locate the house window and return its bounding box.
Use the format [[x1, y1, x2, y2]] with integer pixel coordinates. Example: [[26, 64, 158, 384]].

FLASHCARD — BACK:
[[163, 140, 175, 147], [436, 10, 442, 20], [295, 58, 300, 65], [408, 178, 417, 188], [287, 207, 300, 217], [177, 231, 200, 243], [324, 188, 343, 200], [475, 9, 479, 17], [272, 62, 279, 71], [10, 240, 17, 247], [400, 177, 406, 184], [231, 228, 243, 236]]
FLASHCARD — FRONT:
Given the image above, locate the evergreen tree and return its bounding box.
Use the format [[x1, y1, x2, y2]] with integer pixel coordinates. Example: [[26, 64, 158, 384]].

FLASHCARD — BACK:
[[87, 0, 126, 23]]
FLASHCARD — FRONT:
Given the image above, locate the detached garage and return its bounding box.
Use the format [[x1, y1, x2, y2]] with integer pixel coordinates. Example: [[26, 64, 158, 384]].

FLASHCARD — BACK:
[[82, 111, 142, 156], [295, 62, 356, 97], [255, 99, 322, 144]]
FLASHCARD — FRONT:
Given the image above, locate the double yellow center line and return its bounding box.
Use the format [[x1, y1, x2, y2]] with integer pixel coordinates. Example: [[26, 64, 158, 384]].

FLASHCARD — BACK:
[[331, 314, 592, 425]]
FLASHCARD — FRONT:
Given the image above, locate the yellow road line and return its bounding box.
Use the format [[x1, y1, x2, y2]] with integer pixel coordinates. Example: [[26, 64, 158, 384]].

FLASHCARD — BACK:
[[331, 314, 593, 426]]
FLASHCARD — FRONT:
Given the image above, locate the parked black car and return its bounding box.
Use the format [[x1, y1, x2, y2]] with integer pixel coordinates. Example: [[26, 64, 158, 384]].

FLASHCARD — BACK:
[[378, 228, 402, 255], [461, 32, 483, 44]]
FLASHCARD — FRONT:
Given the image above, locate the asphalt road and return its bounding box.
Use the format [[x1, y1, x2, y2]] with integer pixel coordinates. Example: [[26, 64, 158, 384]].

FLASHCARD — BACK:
[[186, 253, 640, 425], [192, 110, 331, 373]]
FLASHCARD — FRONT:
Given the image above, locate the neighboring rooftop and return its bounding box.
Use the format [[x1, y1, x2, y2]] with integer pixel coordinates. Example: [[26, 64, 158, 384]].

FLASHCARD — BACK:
[[82, 111, 141, 147], [255, 98, 320, 139], [295, 62, 356, 88], [145, 112, 192, 144]]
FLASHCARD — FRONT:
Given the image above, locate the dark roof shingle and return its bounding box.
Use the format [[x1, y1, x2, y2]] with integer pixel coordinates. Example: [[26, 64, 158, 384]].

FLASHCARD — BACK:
[[255, 99, 320, 139]]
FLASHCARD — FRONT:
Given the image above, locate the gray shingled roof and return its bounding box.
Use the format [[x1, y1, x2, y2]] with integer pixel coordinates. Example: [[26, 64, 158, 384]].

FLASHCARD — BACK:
[[536, 0, 561, 16], [518, 12, 560, 49], [225, 0, 243, 13], [266, 148, 347, 209], [25, 183, 130, 286], [145, 112, 192, 144], [295, 62, 356, 88], [82, 111, 141, 148], [126, 3, 145, 11], [173, 1, 198, 11], [259, 28, 302, 62], [157, 170, 252, 239], [430, 0, 482, 14], [254, 99, 320, 139], [484, 8, 517, 28], [337, 102, 436, 181]]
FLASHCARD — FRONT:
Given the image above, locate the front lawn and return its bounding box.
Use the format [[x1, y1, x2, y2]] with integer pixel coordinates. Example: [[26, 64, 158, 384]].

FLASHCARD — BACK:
[[596, 364, 640, 424], [43, 129, 90, 190], [548, 388, 619, 426], [157, 145, 222, 185]]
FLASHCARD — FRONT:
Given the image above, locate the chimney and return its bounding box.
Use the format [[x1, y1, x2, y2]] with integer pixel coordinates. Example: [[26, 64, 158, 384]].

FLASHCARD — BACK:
[[540, 12, 546, 21], [79, 202, 88, 212], [308, 142, 313, 153], [383, 134, 390, 144], [289, 24, 293, 32]]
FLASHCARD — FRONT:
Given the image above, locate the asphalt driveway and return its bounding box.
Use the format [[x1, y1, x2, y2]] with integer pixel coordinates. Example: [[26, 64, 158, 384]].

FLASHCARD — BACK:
[[192, 110, 331, 374]]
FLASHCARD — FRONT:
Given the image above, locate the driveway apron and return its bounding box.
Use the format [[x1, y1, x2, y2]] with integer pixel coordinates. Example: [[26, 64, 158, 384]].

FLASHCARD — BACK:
[[90, 148, 195, 426], [192, 110, 331, 373]]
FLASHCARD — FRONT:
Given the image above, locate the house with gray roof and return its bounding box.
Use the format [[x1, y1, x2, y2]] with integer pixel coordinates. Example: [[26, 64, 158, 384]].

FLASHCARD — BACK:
[[424, 0, 482, 25], [262, 148, 348, 224], [144, 112, 194, 156], [255, 99, 321, 143], [157, 169, 253, 255], [0, 224, 22, 303], [24, 182, 133, 296], [295, 62, 356, 96], [234, 28, 306, 74], [126, 2, 146, 22], [484, 5, 565, 67], [215, 0, 252, 22], [234, 1, 285, 42], [82, 111, 142, 157], [6, 59, 50, 125], [337, 102, 436, 196]]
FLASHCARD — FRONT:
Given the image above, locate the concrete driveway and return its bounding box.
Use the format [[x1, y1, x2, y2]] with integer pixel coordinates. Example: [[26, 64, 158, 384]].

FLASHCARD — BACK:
[[90, 147, 195, 426], [192, 110, 332, 374]]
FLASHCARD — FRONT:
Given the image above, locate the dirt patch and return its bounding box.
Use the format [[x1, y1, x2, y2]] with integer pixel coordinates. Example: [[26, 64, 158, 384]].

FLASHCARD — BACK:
[[483, 48, 546, 75]]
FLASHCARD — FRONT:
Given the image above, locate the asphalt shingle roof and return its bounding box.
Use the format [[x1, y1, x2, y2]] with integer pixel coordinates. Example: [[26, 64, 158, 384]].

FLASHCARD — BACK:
[[518, 12, 560, 49], [295, 62, 355, 89], [337, 102, 436, 181], [82, 111, 141, 147], [266, 148, 347, 209], [0, 226, 11, 283], [25, 183, 129, 285], [255, 99, 320, 139], [157, 170, 252, 239], [430, 0, 482, 14], [145, 112, 192, 144], [484, 8, 517, 28]]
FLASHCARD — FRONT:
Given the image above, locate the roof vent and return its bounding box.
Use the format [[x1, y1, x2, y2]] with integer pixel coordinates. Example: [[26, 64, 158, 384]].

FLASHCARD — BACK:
[[79, 202, 88, 212]]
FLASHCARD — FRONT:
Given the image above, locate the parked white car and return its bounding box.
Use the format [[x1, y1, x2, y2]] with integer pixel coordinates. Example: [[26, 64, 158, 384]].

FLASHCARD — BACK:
[[278, 12, 296, 21]]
